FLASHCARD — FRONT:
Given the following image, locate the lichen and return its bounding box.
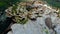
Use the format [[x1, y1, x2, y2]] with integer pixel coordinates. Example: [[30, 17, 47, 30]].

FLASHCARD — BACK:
[[5, 0, 58, 25]]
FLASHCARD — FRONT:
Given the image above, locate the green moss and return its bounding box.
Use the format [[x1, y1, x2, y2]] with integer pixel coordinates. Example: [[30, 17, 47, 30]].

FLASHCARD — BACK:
[[17, 18, 28, 24], [0, 2, 6, 6]]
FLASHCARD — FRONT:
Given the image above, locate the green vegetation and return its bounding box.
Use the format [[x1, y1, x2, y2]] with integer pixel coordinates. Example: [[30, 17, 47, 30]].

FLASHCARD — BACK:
[[43, 0, 60, 8], [0, 0, 19, 11], [0, 0, 28, 11], [16, 17, 28, 24], [0, 0, 22, 34]]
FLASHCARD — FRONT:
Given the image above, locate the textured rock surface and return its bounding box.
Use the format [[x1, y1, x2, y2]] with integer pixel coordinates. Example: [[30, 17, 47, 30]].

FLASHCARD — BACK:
[[10, 17, 48, 34], [7, 0, 60, 34], [7, 12, 60, 34]]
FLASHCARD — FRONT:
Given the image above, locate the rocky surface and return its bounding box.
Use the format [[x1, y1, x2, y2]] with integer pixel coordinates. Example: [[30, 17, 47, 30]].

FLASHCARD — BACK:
[[6, 0, 60, 34]]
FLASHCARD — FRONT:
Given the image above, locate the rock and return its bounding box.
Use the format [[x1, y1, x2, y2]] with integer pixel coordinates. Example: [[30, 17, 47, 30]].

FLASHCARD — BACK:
[[6, 0, 60, 34], [55, 24, 60, 34], [10, 17, 50, 34], [7, 31, 13, 34]]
